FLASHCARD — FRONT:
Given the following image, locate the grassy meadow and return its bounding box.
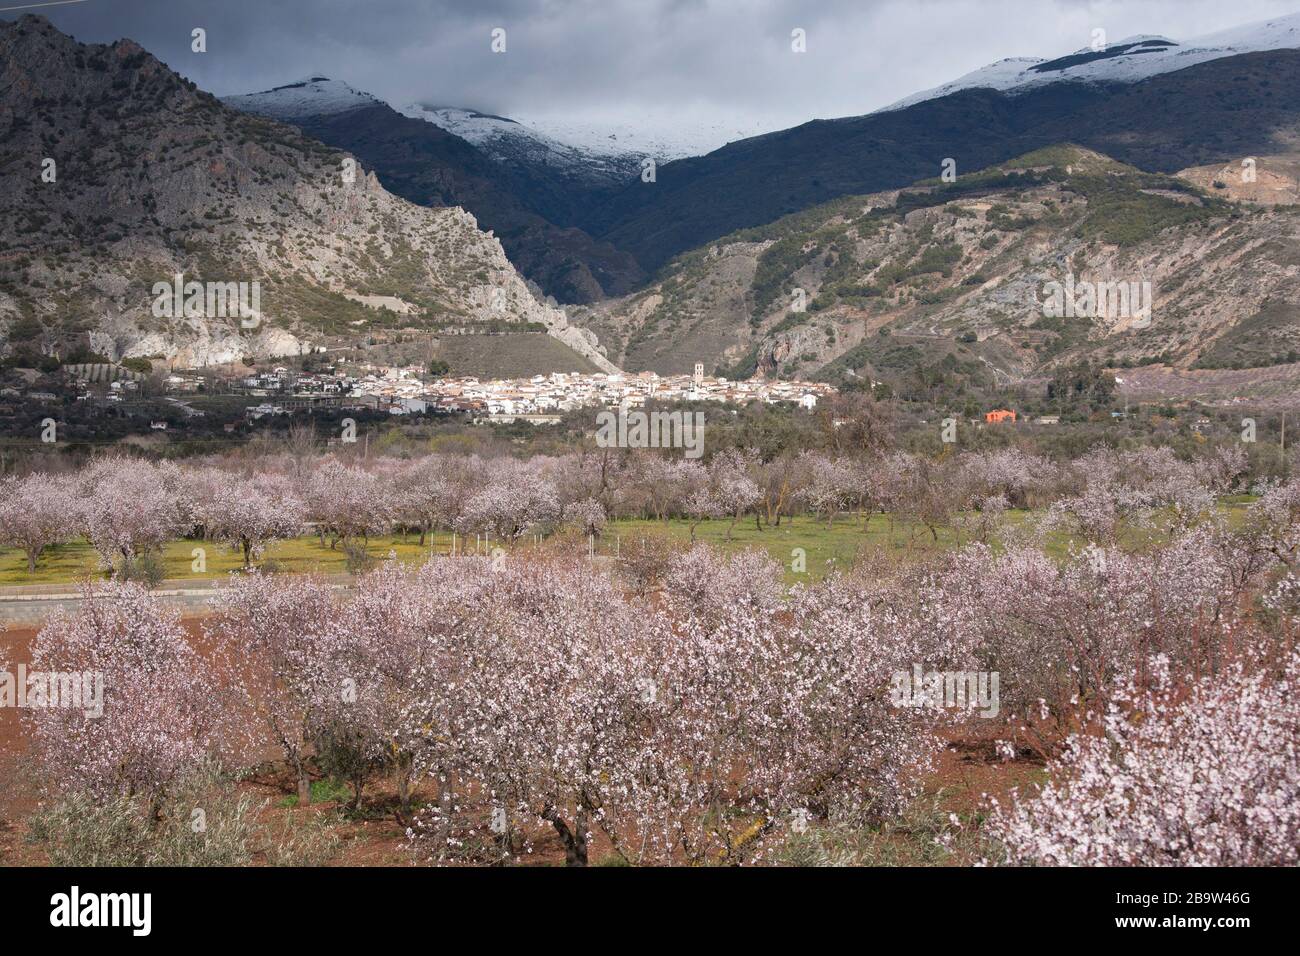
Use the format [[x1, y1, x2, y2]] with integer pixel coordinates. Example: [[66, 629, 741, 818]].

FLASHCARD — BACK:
[[0, 499, 1257, 588]]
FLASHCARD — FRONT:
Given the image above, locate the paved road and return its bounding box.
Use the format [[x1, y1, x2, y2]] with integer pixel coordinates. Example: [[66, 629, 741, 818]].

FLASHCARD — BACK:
[[0, 575, 356, 627], [0, 586, 223, 627]]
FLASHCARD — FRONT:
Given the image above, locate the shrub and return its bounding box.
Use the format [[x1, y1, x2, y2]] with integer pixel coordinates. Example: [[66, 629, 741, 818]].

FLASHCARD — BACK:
[[119, 550, 167, 588], [343, 543, 377, 574], [27, 762, 340, 867]]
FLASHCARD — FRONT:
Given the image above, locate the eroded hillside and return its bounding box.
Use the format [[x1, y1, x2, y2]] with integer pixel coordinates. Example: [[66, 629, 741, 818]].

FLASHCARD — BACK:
[[571, 145, 1300, 398]]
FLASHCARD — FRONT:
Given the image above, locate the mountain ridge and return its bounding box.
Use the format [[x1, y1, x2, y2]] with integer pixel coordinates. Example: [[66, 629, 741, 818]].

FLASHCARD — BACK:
[[569, 144, 1300, 402], [579, 47, 1300, 275], [0, 15, 616, 373], [879, 12, 1300, 112], [225, 79, 646, 303]]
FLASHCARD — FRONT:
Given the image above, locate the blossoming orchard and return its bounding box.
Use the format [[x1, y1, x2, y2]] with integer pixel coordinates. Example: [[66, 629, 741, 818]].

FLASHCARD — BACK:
[[0, 438, 1296, 872]]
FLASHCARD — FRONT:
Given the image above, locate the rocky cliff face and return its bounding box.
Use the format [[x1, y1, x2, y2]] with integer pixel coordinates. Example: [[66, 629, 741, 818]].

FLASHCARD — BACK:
[[226, 80, 645, 305], [0, 16, 617, 373]]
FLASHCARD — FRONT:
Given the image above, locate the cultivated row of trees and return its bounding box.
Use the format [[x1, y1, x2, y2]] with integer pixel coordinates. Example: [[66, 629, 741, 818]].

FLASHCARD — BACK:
[[14, 480, 1300, 864], [0, 443, 1257, 575]]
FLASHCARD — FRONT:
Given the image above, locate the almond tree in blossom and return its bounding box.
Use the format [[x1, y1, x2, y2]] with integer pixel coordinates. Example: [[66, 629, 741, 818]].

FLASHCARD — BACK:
[[1046, 447, 1217, 544], [797, 451, 858, 528], [651, 545, 957, 863], [392, 454, 485, 548], [989, 652, 1300, 866], [315, 560, 488, 820], [1236, 476, 1300, 569], [561, 497, 606, 538], [78, 458, 189, 576], [541, 452, 609, 510], [178, 464, 230, 540], [458, 459, 559, 543], [681, 451, 759, 542], [0, 472, 78, 572], [929, 527, 1251, 754], [631, 456, 705, 523], [197, 473, 304, 568], [27, 583, 236, 810], [683, 482, 726, 541], [306, 457, 391, 549], [752, 453, 808, 528], [442, 558, 669, 865], [891, 453, 957, 544], [955, 448, 1062, 511], [391, 457, 446, 546], [710, 449, 762, 541], [208, 573, 340, 805]]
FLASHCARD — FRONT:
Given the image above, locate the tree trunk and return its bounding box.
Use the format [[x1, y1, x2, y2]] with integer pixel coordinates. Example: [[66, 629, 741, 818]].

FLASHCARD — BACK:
[[436, 773, 454, 852], [572, 807, 589, 866], [543, 804, 589, 866], [296, 762, 311, 806], [395, 756, 415, 820]]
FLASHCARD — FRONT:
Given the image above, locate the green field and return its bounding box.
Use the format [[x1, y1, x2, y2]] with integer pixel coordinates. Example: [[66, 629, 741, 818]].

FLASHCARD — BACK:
[[0, 514, 970, 586], [0, 501, 1256, 588], [0, 533, 449, 587], [599, 512, 985, 581]]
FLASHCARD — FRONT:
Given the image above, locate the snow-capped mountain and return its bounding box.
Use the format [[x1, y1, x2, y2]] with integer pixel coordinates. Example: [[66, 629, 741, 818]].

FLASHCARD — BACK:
[[224, 75, 647, 303], [223, 76, 381, 120], [229, 76, 774, 190], [400, 105, 777, 183], [0, 17, 612, 372], [398, 105, 641, 190], [880, 12, 1300, 112], [514, 113, 776, 163]]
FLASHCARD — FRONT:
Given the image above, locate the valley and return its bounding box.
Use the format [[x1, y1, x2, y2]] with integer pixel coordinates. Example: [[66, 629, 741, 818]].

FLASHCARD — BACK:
[[1, 1, 1299, 896]]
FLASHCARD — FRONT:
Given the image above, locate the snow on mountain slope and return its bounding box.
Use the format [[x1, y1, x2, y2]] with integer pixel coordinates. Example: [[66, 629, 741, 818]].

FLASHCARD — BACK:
[[223, 76, 381, 120], [398, 104, 641, 188], [516, 113, 775, 162], [227, 73, 773, 179], [403, 105, 776, 172], [879, 12, 1300, 112]]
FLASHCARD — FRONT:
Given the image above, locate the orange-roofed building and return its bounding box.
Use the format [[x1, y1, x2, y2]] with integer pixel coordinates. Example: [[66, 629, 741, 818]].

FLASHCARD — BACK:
[[985, 409, 1017, 424]]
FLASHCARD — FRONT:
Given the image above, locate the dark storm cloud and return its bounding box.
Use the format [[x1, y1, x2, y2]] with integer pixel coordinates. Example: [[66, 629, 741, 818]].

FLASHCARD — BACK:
[[6, 0, 1299, 127]]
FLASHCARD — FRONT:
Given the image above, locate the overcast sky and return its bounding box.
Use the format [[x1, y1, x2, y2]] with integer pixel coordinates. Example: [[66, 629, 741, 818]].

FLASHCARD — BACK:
[[6, 0, 1300, 131]]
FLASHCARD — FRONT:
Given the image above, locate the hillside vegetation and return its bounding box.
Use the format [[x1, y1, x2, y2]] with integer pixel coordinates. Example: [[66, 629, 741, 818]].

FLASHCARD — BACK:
[[572, 144, 1300, 400]]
